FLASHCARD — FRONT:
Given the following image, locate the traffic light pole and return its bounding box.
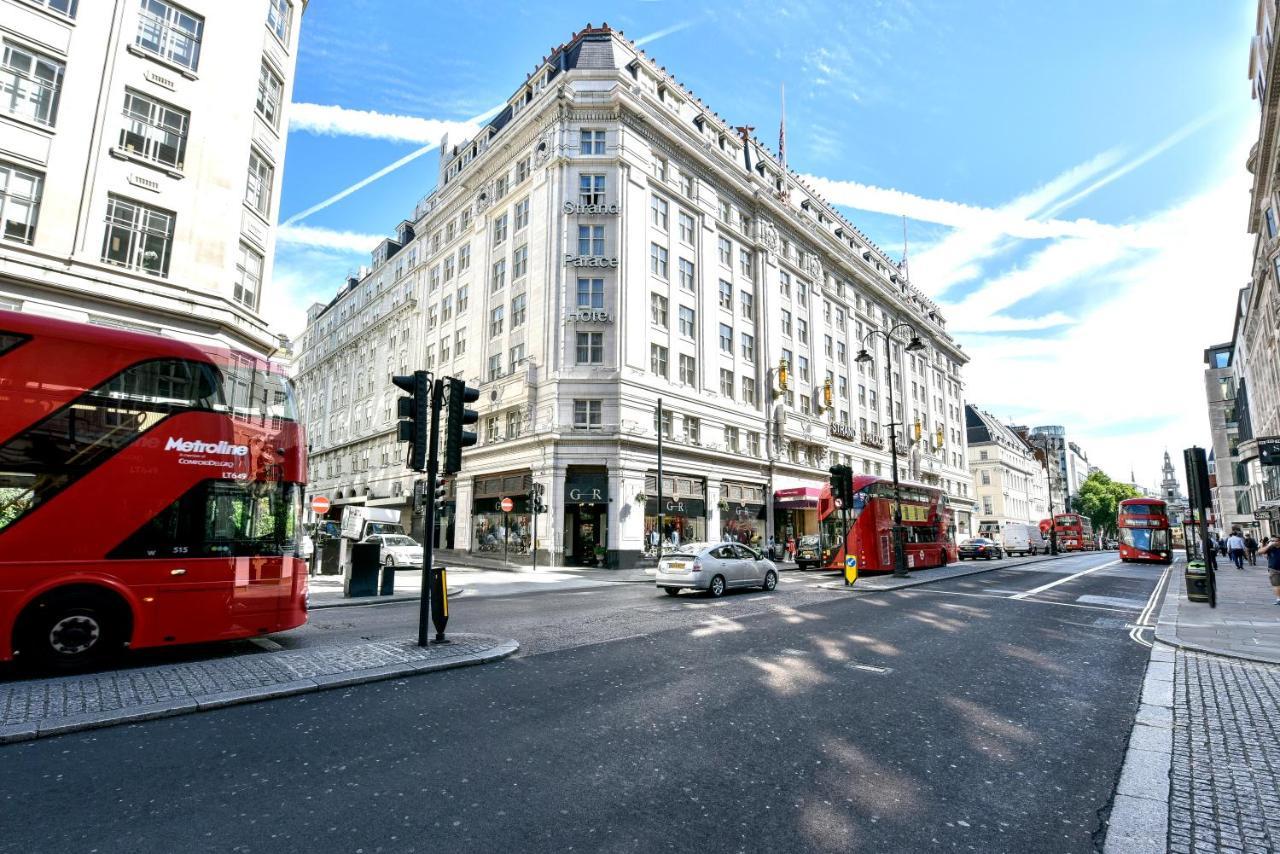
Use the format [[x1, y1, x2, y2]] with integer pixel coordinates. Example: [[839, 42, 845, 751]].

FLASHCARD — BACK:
[[418, 377, 443, 647]]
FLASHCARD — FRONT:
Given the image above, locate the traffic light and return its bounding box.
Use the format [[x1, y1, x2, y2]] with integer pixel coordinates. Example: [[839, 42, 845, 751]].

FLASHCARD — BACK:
[[392, 370, 430, 472], [434, 476, 448, 510], [529, 481, 546, 514], [443, 378, 480, 475], [828, 464, 852, 506]]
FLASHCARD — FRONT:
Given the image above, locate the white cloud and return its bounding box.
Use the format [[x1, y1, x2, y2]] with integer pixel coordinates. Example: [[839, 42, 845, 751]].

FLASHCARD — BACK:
[[277, 224, 383, 253], [289, 102, 486, 145]]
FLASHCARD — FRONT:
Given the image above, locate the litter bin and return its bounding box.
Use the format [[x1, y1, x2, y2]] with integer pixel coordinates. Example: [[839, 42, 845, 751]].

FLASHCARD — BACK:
[[345, 543, 381, 597], [1184, 560, 1210, 603], [379, 565, 396, 596]]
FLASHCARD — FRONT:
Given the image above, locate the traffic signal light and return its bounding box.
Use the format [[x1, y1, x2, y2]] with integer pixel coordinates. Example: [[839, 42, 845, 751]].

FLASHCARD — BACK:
[[443, 378, 480, 475], [829, 464, 852, 506], [529, 481, 546, 513], [434, 476, 448, 510], [392, 370, 430, 472]]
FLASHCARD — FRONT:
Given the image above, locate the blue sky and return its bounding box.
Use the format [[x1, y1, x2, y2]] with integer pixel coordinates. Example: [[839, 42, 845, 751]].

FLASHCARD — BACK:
[[270, 1, 1259, 490]]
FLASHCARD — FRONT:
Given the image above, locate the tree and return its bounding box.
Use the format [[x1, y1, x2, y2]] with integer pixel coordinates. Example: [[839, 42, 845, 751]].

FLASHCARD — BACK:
[[1073, 470, 1140, 538]]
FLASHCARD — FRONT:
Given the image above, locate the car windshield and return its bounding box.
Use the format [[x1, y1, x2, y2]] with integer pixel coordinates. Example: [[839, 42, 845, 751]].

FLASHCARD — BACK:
[[963, 539, 989, 546], [799, 535, 820, 547], [381, 536, 418, 547]]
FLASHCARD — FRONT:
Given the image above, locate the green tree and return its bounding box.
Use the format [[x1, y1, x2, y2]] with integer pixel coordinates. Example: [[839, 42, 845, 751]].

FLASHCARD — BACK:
[[1072, 470, 1140, 538]]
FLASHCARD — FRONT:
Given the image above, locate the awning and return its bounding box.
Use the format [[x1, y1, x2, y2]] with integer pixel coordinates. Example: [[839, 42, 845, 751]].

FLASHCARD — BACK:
[[774, 487, 822, 509]]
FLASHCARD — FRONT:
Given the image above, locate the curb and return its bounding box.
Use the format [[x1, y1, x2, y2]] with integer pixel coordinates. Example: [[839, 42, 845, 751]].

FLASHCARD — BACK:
[[1150, 567, 1280, 667], [1102, 642, 1176, 853], [815, 550, 1090, 593], [308, 586, 464, 610], [0, 638, 519, 746]]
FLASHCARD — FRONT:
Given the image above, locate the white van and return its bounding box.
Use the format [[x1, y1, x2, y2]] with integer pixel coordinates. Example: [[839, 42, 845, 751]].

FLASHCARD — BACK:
[[1002, 522, 1046, 556]]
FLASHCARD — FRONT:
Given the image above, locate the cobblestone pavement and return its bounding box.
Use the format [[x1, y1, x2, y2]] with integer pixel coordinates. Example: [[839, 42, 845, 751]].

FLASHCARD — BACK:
[[0, 633, 514, 739], [1170, 650, 1280, 853]]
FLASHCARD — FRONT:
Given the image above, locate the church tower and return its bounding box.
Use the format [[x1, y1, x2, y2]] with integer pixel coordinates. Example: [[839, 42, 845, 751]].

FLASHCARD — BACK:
[[1161, 451, 1187, 525]]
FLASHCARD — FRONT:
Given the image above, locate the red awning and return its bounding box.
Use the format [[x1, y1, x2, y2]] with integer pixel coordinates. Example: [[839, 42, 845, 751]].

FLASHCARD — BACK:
[[774, 487, 822, 509]]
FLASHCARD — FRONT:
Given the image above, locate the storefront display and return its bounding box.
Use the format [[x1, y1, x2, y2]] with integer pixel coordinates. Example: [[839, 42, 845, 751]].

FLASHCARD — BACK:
[[720, 481, 767, 549], [644, 472, 706, 553], [472, 470, 531, 557], [564, 468, 608, 565]]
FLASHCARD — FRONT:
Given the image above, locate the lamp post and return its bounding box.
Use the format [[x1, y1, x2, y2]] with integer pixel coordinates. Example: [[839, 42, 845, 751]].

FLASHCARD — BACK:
[[856, 324, 926, 578], [1029, 440, 1059, 556]]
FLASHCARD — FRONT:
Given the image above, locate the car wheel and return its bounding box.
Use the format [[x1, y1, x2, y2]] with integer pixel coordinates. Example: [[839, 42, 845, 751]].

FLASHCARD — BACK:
[[708, 575, 726, 598], [663, 587, 680, 597], [761, 570, 778, 591]]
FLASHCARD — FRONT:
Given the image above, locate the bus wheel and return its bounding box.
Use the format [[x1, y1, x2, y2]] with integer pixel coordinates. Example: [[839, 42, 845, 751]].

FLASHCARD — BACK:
[[16, 588, 130, 672]]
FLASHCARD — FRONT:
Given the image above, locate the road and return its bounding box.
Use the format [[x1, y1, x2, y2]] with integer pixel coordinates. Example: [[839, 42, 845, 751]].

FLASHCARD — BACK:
[[0, 552, 1170, 853]]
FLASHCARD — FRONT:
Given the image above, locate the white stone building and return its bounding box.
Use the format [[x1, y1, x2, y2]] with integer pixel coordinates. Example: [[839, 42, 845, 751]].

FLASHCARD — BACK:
[[295, 24, 975, 567], [965, 405, 1047, 536], [0, 0, 304, 355]]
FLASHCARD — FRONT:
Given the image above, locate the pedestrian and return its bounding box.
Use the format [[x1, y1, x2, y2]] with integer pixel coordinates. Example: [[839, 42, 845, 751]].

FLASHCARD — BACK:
[[648, 527, 659, 554], [1255, 537, 1280, 605], [785, 535, 796, 562], [1244, 533, 1259, 566], [1218, 533, 1229, 558], [1227, 530, 1247, 570], [767, 534, 777, 560]]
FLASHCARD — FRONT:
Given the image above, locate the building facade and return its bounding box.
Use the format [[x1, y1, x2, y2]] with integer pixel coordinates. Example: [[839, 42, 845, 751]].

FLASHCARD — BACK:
[[0, 0, 304, 354], [295, 25, 975, 567], [1158, 450, 1188, 526], [1203, 340, 1259, 535], [965, 405, 1048, 535], [1015, 425, 1089, 514]]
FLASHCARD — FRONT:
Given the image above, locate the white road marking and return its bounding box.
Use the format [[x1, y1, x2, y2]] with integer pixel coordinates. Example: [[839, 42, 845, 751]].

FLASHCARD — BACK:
[[1010, 559, 1121, 600], [1128, 561, 1174, 647]]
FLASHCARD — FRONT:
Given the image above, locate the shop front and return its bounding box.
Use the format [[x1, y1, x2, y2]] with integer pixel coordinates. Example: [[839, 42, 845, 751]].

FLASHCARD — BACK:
[[563, 468, 609, 566], [644, 471, 706, 553], [472, 470, 532, 559], [774, 485, 822, 546], [719, 481, 767, 550]]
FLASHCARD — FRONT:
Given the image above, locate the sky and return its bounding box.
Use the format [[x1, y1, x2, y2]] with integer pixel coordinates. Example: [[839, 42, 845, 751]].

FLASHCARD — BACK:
[[270, 0, 1260, 493]]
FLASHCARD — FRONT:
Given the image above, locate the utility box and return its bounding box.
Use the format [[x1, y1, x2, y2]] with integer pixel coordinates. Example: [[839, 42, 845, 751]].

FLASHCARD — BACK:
[[345, 542, 382, 597], [1184, 560, 1211, 603]]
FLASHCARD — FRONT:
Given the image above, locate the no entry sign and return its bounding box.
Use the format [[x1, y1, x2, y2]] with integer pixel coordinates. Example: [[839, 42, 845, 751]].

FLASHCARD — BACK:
[[500, 496, 514, 513], [310, 496, 331, 514]]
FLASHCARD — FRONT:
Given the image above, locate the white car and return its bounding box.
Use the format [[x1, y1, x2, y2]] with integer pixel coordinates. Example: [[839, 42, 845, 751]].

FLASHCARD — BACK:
[[363, 534, 423, 567], [655, 542, 779, 597]]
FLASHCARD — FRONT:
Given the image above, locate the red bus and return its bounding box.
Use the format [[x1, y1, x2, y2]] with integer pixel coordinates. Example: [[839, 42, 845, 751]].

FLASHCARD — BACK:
[[1051, 513, 1096, 551], [0, 310, 308, 669], [817, 476, 957, 572], [1117, 498, 1172, 564]]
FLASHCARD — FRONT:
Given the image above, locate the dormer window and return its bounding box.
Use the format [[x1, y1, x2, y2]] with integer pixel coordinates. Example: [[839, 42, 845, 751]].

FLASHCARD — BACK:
[[694, 115, 705, 131]]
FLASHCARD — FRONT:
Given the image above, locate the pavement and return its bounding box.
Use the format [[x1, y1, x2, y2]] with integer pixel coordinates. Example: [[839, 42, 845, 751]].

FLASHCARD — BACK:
[[1103, 558, 1280, 853], [1, 551, 1161, 852]]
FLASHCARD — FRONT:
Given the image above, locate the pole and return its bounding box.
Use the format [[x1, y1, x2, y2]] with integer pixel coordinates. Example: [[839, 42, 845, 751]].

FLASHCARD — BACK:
[[418, 377, 443, 647], [531, 487, 538, 573], [656, 395, 664, 565], [504, 510, 510, 562], [884, 334, 909, 577]]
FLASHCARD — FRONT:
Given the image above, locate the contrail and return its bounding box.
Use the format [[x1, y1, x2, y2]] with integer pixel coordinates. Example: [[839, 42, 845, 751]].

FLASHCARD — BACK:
[[281, 103, 502, 226], [634, 18, 697, 46]]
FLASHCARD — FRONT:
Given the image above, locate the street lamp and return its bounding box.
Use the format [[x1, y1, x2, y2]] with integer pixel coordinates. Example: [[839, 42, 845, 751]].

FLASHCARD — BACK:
[[856, 325, 926, 578], [1029, 442, 1059, 556]]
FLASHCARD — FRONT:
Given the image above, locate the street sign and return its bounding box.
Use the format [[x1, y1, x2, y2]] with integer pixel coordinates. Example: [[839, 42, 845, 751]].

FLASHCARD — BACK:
[[310, 496, 330, 515], [500, 496, 514, 513], [834, 498, 844, 509], [844, 555, 858, 586]]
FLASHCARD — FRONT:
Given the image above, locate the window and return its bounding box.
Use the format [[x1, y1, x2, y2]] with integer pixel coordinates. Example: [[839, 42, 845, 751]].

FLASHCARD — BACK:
[[491, 259, 506, 292], [797, 355, 809, 382], [577, 278, 604, 309], [837, 341, 846, 363], [720, 369, 734, 398], [511, 293, 527, 328], [509, 343, 526, 373], [719, 280, 732, 309], [742, 377, 757, 406], [651, 195, 669, 230], [2, 42, 65, 127], [578, 225, 604, 256], [779, 270, 791, 298], [719, 323, 733, 353], [651, 293, 669, 328], [797, 318, 809, 345], [580, 129, 606, 154], [492, 214, 508, 245], [655, 409, 673, 439], [506, 408, 523, 439], [102, 195, 174, 276], [650, 344, 669, 378], [797, 282, 808, 306], [233, 243, 263, 310], [685, 416, 700, 444], [739, 249, 753, 277], [0, 161, 43, 245], [576, 332, 603, 364], [30, 0, 77, 18], [440, 339, 450, 362], [574, 400, 602, 430], [838, 376, 848, 399], [652, 156, 667, 181], [458, 244, 471, 270], [679, 211, 695, 243], [443, 256, 455, 281], [256, 62, 284, 130], [800, 395, 811, 415], [267, 0, 292, 41], [429, 266, 441, 292], [1267, 207, 1277, 239], [441, 295, 453, 320], [679, 353, 696, 384], [427, 306, 438, 329], [512, 245, 528, 280], [724, 425, 740, 452], [718, 236, 732, 266], [457, 285, 469, 313], [747, 431, 760, 456], [678, 306, 696, 338], [740, 290, 755, 320], [677, 258, 695, 292], [494, 174, 509, 200], [246, 149, 273, 216], [487, 355, 502, 382], [650, 243, 669, 278], [516, 157, 531, 183], [456, 330, 466, 355], [835, 308, 846, 330], [781, 310, 792, 336], [489, 305, 504, 337], [135, 0, 204, 72], [681, 173, 696, 198], [718, 200, 731, 222], [514, 197, 530, 231], [741, 332, 755, 362], [120, 89, 188, 170], [580, 174, 605, 205]]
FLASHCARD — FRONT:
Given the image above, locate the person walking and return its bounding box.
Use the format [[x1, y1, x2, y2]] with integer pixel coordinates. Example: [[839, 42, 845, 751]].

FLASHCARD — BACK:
[[1244, 532, 1259, 566], [785, 535, 796, 563], [1227, 530, 1247, 570], [1258, 537, 1280, 605]]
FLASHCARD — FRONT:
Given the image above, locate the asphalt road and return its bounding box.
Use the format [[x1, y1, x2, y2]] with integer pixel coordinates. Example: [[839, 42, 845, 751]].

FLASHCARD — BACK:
[[0, 552, 1169, 853]]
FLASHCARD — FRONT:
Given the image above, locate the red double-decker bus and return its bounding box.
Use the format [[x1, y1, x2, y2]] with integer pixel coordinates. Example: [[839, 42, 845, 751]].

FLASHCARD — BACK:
[[817, 476, 957, 572], [1051, 513, 1096, 551], [0, 310, 308, 669], [1117, 498, 1172, 564]]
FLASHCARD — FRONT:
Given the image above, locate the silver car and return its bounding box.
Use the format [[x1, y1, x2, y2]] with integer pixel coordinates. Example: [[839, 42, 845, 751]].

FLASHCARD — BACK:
[[362, 534, 423, 567], [655, 542, 779, 597]]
